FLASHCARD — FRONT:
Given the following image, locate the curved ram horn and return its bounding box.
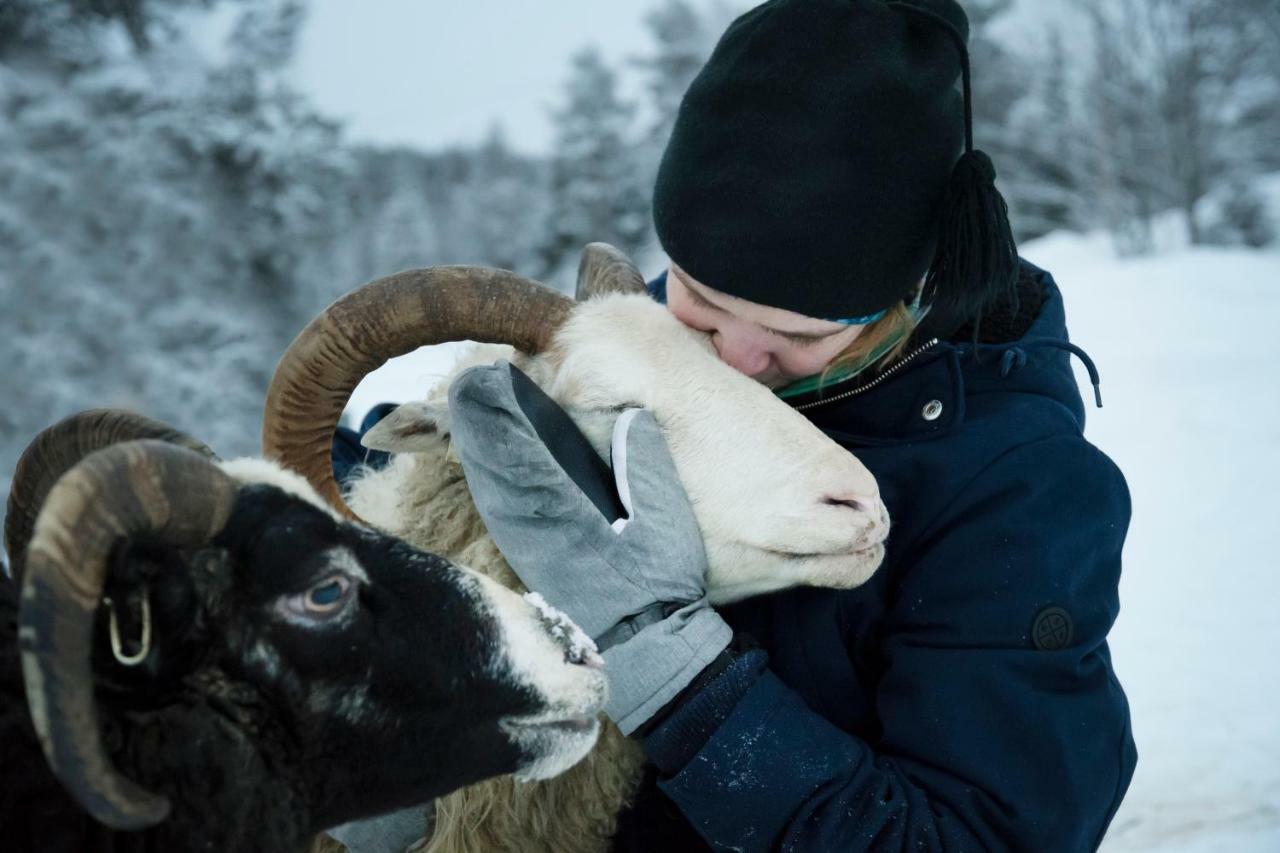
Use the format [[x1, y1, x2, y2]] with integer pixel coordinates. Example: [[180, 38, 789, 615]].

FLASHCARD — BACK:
[[5, 410, 216, 583], [262, 266, 574, 519], [19, 440, 236, 830], [575, 242, 648, 301]]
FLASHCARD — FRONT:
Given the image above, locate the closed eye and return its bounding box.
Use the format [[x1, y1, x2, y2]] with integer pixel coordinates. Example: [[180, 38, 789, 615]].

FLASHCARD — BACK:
[[681, 281, 726, 315], [764, 327, 833, 347]]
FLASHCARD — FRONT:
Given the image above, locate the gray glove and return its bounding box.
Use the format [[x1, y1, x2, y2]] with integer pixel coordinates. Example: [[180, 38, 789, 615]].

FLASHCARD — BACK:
[[449, 361, 732, 735], [326, 804, 429, 853]]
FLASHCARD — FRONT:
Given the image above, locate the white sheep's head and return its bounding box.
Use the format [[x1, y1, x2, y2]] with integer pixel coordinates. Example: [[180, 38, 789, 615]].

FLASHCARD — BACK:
[[263, 245, 888, 604]]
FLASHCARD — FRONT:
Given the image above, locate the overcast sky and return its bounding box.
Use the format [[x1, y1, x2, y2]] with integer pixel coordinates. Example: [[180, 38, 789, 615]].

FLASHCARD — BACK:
[[281, 0, 1072, 157], [288, 0, 669, 155]]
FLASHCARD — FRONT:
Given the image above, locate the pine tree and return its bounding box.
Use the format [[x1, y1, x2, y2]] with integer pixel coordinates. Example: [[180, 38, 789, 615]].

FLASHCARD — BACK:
[[1078, 0, 1170, 252], [540, 47, 649, 282], [966, 0, 1031, 147], [0, 0, 353, 502], [456, 124, 550, 274], [1075, 0, 1278, 248], [1003, 26, 1087, 238], [633, 0, 710, 150], [951, 0, 1041, 240]]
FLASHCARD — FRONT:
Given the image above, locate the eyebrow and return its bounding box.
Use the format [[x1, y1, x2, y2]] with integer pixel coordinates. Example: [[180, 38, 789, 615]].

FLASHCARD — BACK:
[[671, 267, 842, 343]]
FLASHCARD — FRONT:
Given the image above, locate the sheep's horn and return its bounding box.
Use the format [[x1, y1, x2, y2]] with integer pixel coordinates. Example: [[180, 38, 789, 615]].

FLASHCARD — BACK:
[[262, 266, 574, 519], [575, 242, 648, 301], [19, 440, 236, 831], [5, 410, 216, 583]]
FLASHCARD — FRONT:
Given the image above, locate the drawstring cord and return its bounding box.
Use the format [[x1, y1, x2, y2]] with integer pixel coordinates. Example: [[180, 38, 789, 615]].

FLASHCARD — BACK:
[[998, 347, 1027, 377], [969, 339, 1104, 408]]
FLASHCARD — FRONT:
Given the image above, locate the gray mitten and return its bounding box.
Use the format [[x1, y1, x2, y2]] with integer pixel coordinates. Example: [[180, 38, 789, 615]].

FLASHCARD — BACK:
[[326, 804, 429, 853], [449, 361, 731, 734]]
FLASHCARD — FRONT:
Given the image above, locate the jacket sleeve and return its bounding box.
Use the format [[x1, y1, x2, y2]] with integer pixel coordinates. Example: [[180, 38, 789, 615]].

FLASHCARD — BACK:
[[641, 436, 1137, 852]]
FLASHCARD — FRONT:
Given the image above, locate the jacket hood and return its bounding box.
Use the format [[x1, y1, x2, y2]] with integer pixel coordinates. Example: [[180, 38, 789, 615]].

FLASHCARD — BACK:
[[951, 261, 1099, 431]]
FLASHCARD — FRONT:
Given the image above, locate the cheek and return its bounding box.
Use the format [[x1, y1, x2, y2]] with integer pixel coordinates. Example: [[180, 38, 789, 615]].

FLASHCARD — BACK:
[[775, 335, 856, 377], [775, 350, 830, 376]]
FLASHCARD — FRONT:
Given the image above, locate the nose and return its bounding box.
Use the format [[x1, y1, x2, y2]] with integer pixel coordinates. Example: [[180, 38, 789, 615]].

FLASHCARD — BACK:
[[711, 329, 771, 377], [824, 495, 876, 514], [824, 488, 889, 545]]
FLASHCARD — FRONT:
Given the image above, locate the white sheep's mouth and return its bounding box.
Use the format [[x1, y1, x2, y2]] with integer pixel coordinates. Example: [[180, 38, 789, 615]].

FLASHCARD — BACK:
[[761, 540, 885, 560]]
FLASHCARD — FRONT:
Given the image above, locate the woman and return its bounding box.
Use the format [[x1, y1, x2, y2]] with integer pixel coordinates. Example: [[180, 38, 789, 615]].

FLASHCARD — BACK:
[[449, 1, 1136, 851]]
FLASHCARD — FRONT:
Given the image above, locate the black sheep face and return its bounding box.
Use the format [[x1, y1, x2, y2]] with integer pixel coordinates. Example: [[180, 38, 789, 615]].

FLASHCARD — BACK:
[[94, 475, 607, 836]]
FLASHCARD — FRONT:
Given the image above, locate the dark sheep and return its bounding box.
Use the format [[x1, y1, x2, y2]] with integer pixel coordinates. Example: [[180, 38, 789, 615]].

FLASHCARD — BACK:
[[0, 410, 606, 853]]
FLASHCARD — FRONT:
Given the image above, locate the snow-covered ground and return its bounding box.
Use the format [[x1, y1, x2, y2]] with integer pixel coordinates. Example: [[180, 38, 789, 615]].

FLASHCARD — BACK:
[[346, 229, 1280, 852], [1022, 234, 1280, 852]]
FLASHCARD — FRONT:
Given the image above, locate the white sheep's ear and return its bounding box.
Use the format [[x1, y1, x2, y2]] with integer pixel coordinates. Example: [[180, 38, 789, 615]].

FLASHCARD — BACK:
[[360, 401, 451, 453]]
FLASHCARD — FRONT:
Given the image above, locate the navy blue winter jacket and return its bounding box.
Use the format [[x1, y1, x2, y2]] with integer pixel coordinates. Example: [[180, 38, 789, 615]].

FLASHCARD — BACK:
[[333, 260, 1135, 852], [611, 261, 1136, 852]]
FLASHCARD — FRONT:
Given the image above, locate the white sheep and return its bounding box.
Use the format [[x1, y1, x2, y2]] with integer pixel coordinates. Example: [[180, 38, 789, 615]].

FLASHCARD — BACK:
[[264, 244, 889, 853]]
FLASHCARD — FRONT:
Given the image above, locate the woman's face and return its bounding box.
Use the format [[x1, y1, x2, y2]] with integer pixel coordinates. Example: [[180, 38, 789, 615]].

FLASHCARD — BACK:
[[665, 264, 867, 388]]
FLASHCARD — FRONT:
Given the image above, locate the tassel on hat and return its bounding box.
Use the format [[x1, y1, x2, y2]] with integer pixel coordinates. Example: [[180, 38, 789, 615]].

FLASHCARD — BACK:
[[888, 1, 1020, 341], [924, 149, 1021, 339]]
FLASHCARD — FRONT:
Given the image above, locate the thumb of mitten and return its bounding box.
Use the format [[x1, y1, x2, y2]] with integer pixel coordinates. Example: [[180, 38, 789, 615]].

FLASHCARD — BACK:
[[610, 410, 706, 583]]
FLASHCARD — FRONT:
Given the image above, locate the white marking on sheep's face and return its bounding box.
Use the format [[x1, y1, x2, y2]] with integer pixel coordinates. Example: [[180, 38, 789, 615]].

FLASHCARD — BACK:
[[204, 476, 606, 812], [219, 458, 347, 523], [246, 638, 284, 681], [463, 571, 606, 781]]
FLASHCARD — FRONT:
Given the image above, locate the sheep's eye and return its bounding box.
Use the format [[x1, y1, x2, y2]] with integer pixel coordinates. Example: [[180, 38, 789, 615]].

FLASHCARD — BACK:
[[282, 575, 354, 621], [309, 579, 346, 609]]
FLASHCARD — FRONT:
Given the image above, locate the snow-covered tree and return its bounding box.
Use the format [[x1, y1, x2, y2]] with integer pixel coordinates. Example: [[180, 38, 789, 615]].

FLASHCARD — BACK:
[[1001, 26, 1089, 239], [453, 125, 551, 274], [0, 0, 352, 506], [1075, 0, 1279, 247], [632, 0, 710, 151], [966, 0, 1032, 149], [540, 47, 649, 282]]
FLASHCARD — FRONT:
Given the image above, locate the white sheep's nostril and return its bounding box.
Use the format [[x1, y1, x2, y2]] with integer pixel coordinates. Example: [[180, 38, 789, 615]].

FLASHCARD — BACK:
[[824, 495, 874, 514]]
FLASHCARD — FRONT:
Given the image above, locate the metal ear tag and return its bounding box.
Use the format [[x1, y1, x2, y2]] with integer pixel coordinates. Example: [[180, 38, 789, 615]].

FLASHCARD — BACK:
[[105, 588, 152, 667]]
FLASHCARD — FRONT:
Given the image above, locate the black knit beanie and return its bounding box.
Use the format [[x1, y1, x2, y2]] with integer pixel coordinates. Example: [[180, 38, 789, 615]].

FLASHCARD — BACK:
[[652, 0, 1018, 336]]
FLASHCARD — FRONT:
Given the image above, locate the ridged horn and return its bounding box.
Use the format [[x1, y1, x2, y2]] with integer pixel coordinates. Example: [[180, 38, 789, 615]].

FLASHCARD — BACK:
[[575, 242, 647, 301], [5, 410, 216, 583], [19, 440, 237, 830], [262, 266, 574, 519]]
